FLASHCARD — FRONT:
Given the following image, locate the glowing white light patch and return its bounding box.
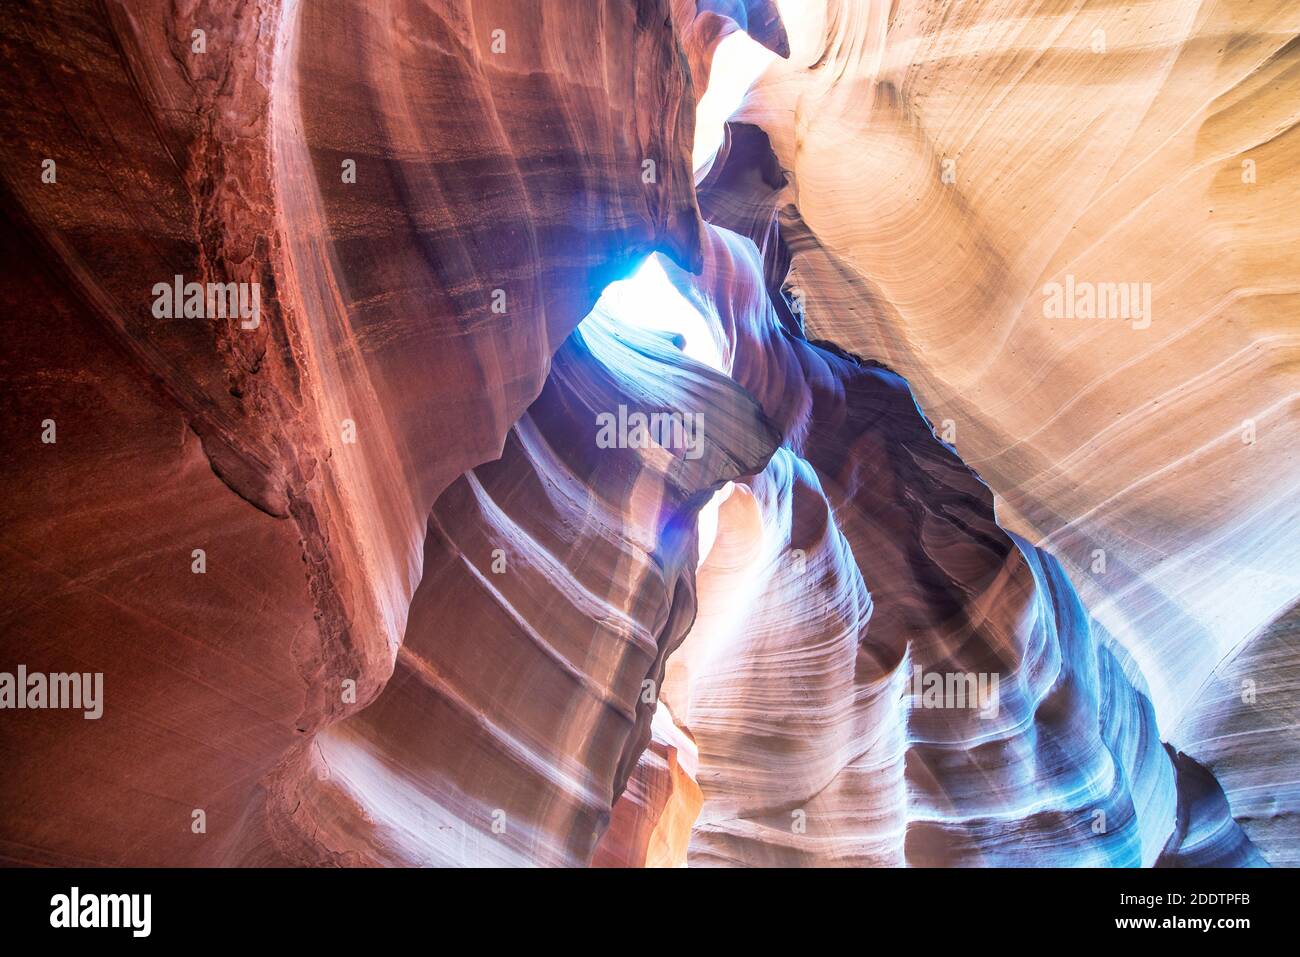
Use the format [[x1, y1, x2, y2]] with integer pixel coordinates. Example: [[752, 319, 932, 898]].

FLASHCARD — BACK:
[[692, 29, 778, 172], [595, 254, 725, 372]]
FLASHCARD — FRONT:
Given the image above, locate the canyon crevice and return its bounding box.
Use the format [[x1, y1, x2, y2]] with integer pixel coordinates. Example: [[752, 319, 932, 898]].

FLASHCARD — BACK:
[[0, 0, 1295, 867]]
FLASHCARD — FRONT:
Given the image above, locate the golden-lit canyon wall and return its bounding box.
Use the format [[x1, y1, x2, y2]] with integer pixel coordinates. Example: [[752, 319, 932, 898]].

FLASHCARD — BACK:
[[0, 0, 1294, 867]]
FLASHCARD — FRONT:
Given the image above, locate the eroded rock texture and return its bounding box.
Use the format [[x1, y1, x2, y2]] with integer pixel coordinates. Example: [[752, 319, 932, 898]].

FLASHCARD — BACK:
[[0, 0, 710, 866], [0, 0, 1295, 867], [740, 0, 1300, 738]]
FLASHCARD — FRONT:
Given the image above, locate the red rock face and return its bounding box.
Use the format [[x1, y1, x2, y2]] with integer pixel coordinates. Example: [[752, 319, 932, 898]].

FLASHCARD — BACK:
[[0, 0, 713, 866], [0, 0, 1293, 869]]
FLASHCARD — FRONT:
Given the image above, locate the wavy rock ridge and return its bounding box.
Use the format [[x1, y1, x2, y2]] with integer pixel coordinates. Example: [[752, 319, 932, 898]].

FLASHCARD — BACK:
[[0, 0, 1294, 867]]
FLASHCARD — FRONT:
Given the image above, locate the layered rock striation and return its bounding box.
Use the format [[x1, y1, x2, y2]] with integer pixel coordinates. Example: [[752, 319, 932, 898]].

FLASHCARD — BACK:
[[0, 0, 1294, 867]]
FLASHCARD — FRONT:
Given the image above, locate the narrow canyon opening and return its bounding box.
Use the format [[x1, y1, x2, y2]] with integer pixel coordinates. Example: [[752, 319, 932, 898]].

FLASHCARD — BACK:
[[1, 0, 1289, 874]]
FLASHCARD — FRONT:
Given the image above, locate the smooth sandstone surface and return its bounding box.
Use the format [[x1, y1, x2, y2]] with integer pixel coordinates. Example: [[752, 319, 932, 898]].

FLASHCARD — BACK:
[[741, 0, 1300, 735], [1, 0, 711, 865], [0, 0, 1294, 867]]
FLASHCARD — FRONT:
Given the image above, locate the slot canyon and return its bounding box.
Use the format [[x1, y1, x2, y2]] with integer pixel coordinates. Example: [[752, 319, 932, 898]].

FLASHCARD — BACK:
[[1, 0, 1297, 870]]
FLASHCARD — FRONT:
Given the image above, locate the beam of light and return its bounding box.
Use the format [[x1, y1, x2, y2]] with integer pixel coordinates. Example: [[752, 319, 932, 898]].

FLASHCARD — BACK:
[[588, 254, 735, 566], [692, 29, 778, 173], [593, 253, 727, 373]]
